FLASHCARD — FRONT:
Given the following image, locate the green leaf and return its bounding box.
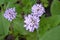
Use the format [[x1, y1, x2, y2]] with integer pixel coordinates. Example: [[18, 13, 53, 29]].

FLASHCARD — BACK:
[[0, 12, 10, 39], [13, 18, 29, 35], [22, 5, 31, 14], [39, 16, 50, 37], [47, 15, 60, 27], [22, 0, 36, 14], [41, 0, 48, 7], [15, 4, 22, 14], [40, 26, 60, 40], [39, 15, 60, 37], [4, 0, 17, 10], [26, 31, 37, 40], [0, 0, 5, 5], [51, 0, 60, 15], [0, 36, 5, 40], [22, 0, 36, 5], [15, 36, 19, 40], [5, 0, 17, 3]]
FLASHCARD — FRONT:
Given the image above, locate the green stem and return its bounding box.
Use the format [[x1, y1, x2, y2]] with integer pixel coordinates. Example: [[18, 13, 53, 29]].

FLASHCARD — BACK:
[[9, 21, 14, 34], [37, 29, 40, 40], [6, 2, 10, 9]]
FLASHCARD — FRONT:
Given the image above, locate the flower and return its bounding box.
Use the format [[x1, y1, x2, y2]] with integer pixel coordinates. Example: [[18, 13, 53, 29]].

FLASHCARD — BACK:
[[31, 4, 45, 17], [4, 7, 17, 21], [24, 14, 40, 32]]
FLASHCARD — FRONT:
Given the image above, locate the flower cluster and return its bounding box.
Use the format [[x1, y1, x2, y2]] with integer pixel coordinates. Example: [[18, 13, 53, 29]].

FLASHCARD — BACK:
[[31, 4, 45, 17], [24, 4, 45, 32], [3, 3, 45, 32], [24, 14, 40, 32], [4, 7, 17, 21]]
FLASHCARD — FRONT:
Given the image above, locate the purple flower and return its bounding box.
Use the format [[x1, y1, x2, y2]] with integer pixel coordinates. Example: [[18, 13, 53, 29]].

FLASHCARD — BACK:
[[4, 7, 17, 21], [24, 14, 40, 32], [31, 4, 45, 17]]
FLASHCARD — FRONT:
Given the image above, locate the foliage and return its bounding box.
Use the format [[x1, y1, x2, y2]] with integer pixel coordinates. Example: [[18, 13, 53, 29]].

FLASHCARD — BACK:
[[0, 0, 60, 40], [40, 26, 60, 40], [51, 0, 60, 15]]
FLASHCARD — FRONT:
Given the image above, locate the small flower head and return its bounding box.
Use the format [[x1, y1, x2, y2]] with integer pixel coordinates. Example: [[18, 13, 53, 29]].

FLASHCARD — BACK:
[[31, 4, 45, 17], [4, 7, 17, 21], [24, 14, 40, 32]]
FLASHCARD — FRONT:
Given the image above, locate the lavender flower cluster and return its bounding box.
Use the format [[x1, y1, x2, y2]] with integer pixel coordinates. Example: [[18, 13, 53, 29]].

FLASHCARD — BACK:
[[31, 4, 45, 17], [24, 14, 40, 32], [4, 7, 17, 21], [3, 3, 45, 32], [24, 4, 45, 32]]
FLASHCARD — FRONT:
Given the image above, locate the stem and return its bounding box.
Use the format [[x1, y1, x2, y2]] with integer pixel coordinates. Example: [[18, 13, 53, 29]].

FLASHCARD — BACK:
[[6, 2, 10, 9], [9, 21, 14, 34], [37, 29, 40, 40]]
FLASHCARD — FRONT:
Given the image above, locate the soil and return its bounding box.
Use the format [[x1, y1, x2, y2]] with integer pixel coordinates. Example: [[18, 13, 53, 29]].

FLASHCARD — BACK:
[[45, 0, 53, 17], [0, 7, 1, 11], [18, 36, 26, 40], [4, 34, 15, 40], [4, 34, 26, 40]]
